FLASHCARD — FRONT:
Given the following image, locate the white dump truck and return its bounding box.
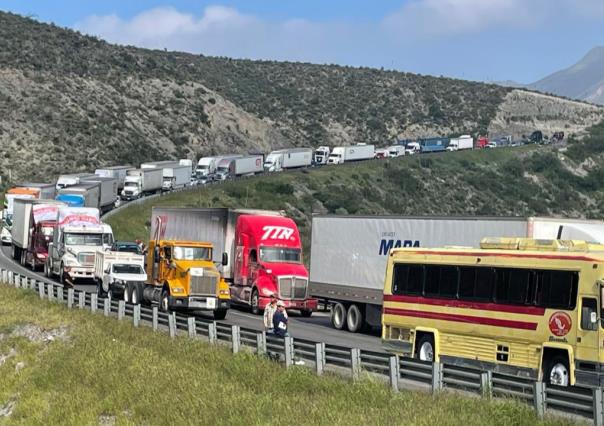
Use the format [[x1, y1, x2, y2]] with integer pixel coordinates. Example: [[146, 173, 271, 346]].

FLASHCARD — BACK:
[[93, 251, 147, 298]]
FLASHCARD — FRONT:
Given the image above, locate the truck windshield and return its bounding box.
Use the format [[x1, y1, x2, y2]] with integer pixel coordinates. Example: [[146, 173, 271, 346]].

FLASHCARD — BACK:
[[173, 246, 211, 260], [112, 264, 144, 274], [64, 233, 102, 246], [124, 182, 137, 188], [259, 247, 301, 263]]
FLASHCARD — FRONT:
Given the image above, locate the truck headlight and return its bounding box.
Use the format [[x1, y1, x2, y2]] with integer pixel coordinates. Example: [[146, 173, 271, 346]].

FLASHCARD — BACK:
[[261, 288, 274, 296], [219, 289, 230, 296], [172, 287, 184, 294]]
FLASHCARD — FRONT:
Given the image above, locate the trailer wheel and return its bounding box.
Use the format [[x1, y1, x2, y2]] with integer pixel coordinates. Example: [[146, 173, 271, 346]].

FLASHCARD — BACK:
[[20, 250, 26, 267], [250, 289, 261, 315], [331, 302, 347, 330], [213, 309, 227, 320], [95, 279, 105, 298], [131, 283, 142, 305], [346, 304, 364, 333], [300, 309, 312, 318]]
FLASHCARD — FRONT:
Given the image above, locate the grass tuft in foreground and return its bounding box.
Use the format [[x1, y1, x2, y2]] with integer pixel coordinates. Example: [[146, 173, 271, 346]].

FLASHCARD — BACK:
[[0, 284, 577, 425]]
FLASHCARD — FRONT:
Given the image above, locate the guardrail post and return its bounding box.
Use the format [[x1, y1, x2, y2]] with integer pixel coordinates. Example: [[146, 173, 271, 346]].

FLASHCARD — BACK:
[[8, 271, 14, 286], [533, 381, 546, 419], [480, 371, 492, 399], [78, 292, 85, 309], [47, 283, 54, 300], [133, 305, 141, 327], [103, 298, 110, 316], [168, 313, 176, 338], [208, 322, 217, 344], [67, 288, 74, 308], [57, 286, 64, 302], [152, 307, 158, 331], [315, 343, 326, 376], [256, 332, 266, 355], [231, 325, 240, 353], [1, 269, 6, 282], [389, 356, 400, 392], [30, 278, 37, 291], [21, 276, 27, 289], [351, 348, 361, 381], [118, 300, 125, 320], [187, 317, 196, 338], [39, 281, 45, 299], [91, 293, 98, 312], [284, 336, 294, 368], [432, 362, 443, 393], [593, 387, 604, 426]]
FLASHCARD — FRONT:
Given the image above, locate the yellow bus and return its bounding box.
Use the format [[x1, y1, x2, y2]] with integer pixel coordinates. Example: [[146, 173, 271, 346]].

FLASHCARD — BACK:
[[381, 238, 604, 387]]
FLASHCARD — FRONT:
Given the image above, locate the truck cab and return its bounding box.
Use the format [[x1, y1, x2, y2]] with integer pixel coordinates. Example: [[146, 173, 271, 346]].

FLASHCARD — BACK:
[[232, 215, 317, 316], [147, 239, 231, 319], [314, 146, 330, 165], [121, 175, 141, 200], [404, 142, 420, 155], [264, 152, 282, 172], [327, 148, 344, 165], [27, 220, 56, 269]]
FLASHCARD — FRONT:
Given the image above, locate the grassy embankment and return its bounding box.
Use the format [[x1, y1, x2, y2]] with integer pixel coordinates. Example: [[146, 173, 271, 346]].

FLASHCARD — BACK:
[[107, 141, 604, 260], [0, 284, 578, 425]]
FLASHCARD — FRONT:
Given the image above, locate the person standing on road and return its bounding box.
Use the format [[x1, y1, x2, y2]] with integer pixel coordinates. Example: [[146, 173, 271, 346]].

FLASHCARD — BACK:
[[273, 301, 289, 337], [263, 294, 278, 334]]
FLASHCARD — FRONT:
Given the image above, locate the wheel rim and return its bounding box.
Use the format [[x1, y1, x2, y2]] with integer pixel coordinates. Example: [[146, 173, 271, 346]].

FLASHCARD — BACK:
[[251, 292, 258, 310], [348, 307, 359, 331], [550, 363, 569, 386], [132, 286, 138, 304], [124, 286, 129, 303], [161, 293, 168, 311], [419, 342, 434, 362], [334, 305, 344, 328]]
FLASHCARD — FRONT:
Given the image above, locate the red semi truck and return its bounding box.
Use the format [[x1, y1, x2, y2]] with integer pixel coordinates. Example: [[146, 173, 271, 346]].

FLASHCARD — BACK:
[[150, 207, 318, 316]]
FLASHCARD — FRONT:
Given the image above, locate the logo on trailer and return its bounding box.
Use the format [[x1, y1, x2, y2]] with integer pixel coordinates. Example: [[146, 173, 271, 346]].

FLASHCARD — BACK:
[[261, 226, 295, 241], [548, 312, 571, 337], [379, 239, 420, 255]]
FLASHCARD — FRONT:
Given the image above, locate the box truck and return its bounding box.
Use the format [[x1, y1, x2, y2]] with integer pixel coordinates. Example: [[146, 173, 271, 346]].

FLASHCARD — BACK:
[[446, 135, 474, 151], [150, 208, 318, 316], [121, 168, 163, 200], [10, 199, 64, 270], [94, 166, 132, 190], [94, 251, 147, 298], [419, 137, 448, 153], [45, 207, 107, 285], [161, 165, 191, 192], [387, 146, 406, 157], [327, 145, 375, 164], [309, 215, 604, 333], [55, 173, 96, 191], [81, 176, 118, 212], [56, 183, 101, 209], [264, 148, 313, 172]]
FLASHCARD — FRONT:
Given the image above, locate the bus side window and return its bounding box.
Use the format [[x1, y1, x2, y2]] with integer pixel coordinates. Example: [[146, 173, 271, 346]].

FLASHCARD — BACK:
[[581, 298, 598, 331], [392, 264, 423, 295]]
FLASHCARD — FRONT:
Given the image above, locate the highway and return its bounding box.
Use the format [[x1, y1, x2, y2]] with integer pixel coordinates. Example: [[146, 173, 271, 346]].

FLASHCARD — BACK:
[[0, 245, 383, 351]]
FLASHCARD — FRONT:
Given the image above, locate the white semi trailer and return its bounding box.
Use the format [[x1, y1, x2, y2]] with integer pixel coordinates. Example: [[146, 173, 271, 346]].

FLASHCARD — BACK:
[[309, 216, 604, 333]]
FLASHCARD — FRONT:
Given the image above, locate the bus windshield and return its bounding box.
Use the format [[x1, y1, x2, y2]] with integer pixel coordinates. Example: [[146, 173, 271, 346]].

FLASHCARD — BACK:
[[259, 247, 301, 263]]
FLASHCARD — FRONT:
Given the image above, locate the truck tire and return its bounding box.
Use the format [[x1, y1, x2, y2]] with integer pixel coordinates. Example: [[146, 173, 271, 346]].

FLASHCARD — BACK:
[[59, 263, 65, 285], [12, 245, 19, 261], [131, 283, 142, 305], [544, 354, 570, 387], [250, 289, 261, 315], [160, 289, 170, 312], [44, 261, 50, 278], [20, 250, 26, 267], [123, 283, 131, 304], [415, 334, 435, 362], [346, 304, 364, 333], [300, 309, 312, 318], [213, 309, 227, 320], [331, 302, 347, 330]]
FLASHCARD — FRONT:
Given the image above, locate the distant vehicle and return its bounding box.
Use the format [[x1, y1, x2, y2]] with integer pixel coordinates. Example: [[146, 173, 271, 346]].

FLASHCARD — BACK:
[[140, 160, 180, 170], [94, 166, 133, 191], [55, 173, 96, 191], [178, 159, 194, 176], [196, 155, 242, 178], [475, 136, 489, 149], [121, 168, 163, 200], [264, 148, 313, 172], [446, 135, 473, 152], [486, 141, 497, 148], [529, 130, 543, 144], [405, 142, 420, 155], [314, 146, 331, 165], [94, 250, 147, 299], [216, 155, 263, 179], [161, 165, 190, 192], [110, 241, 142, 255], [419, 137, 448, 153], [387, 146, 406, 157], [375, 149, 390, 159], [327, 145, 375, 164], [552, 131, 565, 142]]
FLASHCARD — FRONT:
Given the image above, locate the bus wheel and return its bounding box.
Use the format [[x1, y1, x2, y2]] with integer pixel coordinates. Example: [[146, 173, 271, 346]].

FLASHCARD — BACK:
[[331, 303, 347, 330], [545, 355, 570, 387], [416, 334, 435, 362], [346, 304, 364, 333]]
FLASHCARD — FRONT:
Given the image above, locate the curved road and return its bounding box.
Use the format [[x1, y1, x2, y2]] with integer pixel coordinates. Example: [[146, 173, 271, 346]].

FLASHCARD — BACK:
[[0, 245, 382, 351]]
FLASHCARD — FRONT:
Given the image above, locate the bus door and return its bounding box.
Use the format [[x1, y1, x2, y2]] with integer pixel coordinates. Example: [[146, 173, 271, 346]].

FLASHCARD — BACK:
[[576, 296, 600, 363]]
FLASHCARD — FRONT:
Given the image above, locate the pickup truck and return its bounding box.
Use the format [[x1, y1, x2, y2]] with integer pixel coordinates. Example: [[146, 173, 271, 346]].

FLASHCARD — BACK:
[[94, 250, 147, 298]]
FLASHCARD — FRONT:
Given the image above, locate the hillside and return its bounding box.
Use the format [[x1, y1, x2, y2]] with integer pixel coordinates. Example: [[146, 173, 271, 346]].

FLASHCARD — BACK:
[[107, 123, 604, 258], [530, 47, 604, 105], [1, 11, 603, 183]]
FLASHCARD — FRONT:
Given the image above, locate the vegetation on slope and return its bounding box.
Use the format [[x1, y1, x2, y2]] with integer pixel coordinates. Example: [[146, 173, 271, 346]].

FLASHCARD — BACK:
[[107, 136, 604, 261], [0, 284, 575, 425]]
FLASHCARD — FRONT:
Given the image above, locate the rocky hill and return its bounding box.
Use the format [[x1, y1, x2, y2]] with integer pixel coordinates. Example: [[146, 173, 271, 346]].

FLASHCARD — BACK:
[[530, 47, 604, 105], [0, 11, 603, 182]]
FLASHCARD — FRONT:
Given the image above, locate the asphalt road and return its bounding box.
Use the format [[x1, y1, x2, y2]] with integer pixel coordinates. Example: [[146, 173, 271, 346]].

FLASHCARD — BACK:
[[0, 245, 383, 351]]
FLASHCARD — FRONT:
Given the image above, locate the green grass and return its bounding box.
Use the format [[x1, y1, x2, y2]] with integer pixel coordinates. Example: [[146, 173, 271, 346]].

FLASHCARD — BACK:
[[0, 284, 577, 425]]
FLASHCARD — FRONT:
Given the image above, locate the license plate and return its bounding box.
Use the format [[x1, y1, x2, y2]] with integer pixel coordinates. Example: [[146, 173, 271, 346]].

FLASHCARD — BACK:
[[206, 298, 216, 309]]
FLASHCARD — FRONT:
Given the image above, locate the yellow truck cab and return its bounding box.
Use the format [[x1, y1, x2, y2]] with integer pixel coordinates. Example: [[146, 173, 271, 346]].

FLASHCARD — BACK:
[[145, 239, 231, 319]]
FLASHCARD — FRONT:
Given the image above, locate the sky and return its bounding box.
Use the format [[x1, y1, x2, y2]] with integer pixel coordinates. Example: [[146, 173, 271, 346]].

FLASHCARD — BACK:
[[2, 0, 603, 83]]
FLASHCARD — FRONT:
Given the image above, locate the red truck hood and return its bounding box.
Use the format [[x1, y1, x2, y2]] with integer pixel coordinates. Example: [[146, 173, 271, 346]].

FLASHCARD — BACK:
[[261, 262, 308, 278]]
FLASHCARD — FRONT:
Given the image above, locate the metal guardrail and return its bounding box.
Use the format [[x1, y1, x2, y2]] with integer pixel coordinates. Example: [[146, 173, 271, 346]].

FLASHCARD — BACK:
[[1, 267, 603, 424]]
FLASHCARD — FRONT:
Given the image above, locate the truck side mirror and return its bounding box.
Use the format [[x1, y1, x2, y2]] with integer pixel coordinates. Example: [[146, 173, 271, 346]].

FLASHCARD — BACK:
[[222, 252, 228, 266]]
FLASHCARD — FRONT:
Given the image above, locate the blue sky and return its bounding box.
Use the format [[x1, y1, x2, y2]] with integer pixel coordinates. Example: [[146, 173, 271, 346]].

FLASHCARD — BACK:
[[2, 0, 603, 83]]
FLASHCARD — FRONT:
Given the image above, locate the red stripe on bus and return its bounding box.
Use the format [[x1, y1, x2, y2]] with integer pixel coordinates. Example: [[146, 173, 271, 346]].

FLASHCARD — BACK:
[[383, 295, 545, 316], [383, 307, 538, 330], [397, 250, 598, 262]]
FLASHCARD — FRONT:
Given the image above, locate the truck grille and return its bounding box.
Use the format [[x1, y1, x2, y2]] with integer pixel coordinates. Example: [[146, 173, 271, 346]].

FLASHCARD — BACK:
[[124, 190, 133, 196], [279, 277, 308, 300], [190, 274, 218, 296], [78, 252, 95, 266]]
